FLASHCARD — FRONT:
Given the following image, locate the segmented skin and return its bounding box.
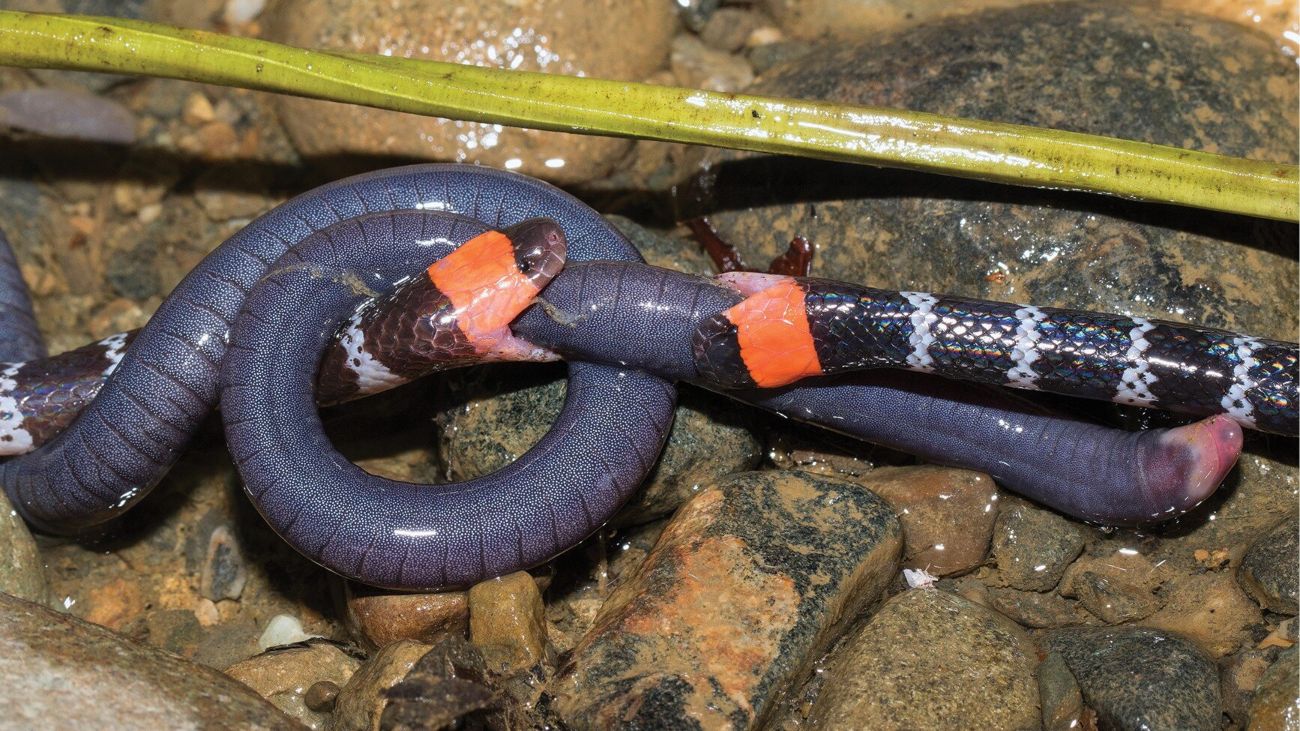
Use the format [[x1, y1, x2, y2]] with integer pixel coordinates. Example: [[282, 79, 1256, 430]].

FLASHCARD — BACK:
[[0, 166, 674, 575], [0, 165, 1267, 588], [513, 261, 1244, 525], [694, 276, 1298, 435], [0, 229, 43, 363]]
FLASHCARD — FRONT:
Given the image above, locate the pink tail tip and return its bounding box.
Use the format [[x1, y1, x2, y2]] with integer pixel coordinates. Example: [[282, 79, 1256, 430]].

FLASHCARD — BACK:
[[1154, 414, 1243, 514]]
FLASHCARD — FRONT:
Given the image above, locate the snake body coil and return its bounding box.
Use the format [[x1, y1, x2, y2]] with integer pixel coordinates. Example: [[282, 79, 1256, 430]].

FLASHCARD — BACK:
[[0, 165, 1286, 588]]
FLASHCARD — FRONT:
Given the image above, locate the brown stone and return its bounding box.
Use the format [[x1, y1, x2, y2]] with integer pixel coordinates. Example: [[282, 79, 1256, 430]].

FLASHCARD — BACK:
[[332, 639, 433, 731], [856, 465, 999, 576], [345, 583, 468, 651], [551, 471, 901, 729], [468, 571, 548, 672], [224, 640, 362, 730], [1142, 571, 1262, 658], [266, 0, 675, 185], [0, 592, 298, 729], [806, 588, 1041, 730], [0, 487, 47, 604]]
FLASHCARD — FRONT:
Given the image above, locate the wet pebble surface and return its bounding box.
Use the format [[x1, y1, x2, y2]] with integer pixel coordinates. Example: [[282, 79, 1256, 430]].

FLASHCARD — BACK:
[[1042, 626, 1222, 731], [550, 471, 902, 728], [803, 588, 1041, 730]]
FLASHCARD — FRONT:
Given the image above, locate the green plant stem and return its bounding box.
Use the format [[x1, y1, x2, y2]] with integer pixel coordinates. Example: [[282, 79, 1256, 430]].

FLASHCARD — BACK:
[[0, 11, 1295, 221]]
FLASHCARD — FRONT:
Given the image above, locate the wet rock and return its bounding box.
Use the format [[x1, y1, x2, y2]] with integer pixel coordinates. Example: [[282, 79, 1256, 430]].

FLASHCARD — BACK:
[[376, 637, 505, 731], [551, 471, 902, 728], [1142, 570, 1261, 658], [1072, 570, 1162, 624], [333, 639, 433, 731], [671, 35, 755, 93], [701, 7, 764, 52], [985, 586, 1089, 629], [345, 584, 469, 651], [1249, 646, 1299, 731], [468, 571, 548, 672], [604, 215, 716, 276], [0, 487, 47, 604], [1220, 645, 1286, 728], [854, 465, 998, 576], [805, 588, 1040, 730], [1043, 626, 1221, 731], [1059, 547, 1170, 625], [439, 368, 761, 527], [1037, 651, 1085, 731], [1162, 0, 1298, 59], [303, 680, 340, 712], [698, 3, 1298, 345], [616, 388, 762, 526], [0, 592, 298, 728], [47, 449, 342, 666], [266, 0, 674, 184], [1239, 514, 1299, 615], [1156, 452, 1299, 577], [544, 519, 667, 652], [764, 423, 906, 479], [761, 0, 1051, 41], [224, 640, 363, 730], [988, 498, 1086, 592]]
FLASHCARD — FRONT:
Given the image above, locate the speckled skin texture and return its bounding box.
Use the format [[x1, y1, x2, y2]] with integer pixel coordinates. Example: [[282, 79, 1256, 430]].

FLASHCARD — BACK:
[[0, 229, 43, 362], [0, 165, 674, 581], [216, 168, 676, 589], [0, 164, 1262, 588]]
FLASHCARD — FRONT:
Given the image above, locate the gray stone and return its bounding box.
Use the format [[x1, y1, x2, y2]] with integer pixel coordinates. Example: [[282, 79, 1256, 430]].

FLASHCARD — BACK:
[[1037, 651, 1085, 731], [1239, 514, 1299, 615], [806, 588, 1040, 730], [1043, 626, 1221, 731], [1248, 646, 1299, 731], [551, 471, 902, 729], [0, 592, 298, 729], [989, 499, 1086, 592]]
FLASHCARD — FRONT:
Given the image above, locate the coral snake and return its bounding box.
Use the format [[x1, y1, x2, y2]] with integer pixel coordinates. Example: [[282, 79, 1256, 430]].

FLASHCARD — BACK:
[[0, 165, 1294, 589]]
